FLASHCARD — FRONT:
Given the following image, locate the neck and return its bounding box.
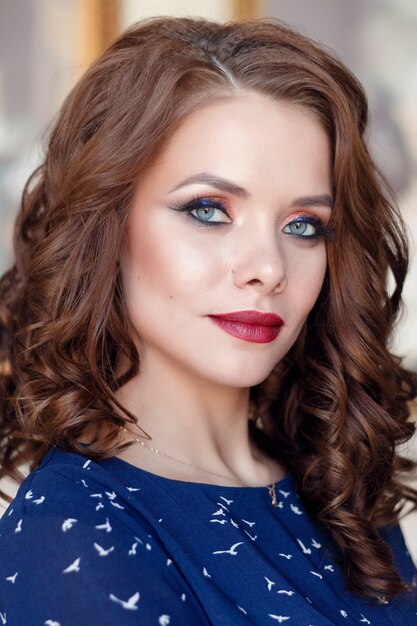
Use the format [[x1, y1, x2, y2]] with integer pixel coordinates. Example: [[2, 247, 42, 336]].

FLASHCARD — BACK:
[[114, 354, 284, 486]]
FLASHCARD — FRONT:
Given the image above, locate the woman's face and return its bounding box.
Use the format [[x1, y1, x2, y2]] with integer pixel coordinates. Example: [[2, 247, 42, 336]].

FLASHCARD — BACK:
[[121, 93, 332, 388]]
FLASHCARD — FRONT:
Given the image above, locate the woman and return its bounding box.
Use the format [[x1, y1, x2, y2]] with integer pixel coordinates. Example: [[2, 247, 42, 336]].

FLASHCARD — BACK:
[[0, 16, 416, 625]]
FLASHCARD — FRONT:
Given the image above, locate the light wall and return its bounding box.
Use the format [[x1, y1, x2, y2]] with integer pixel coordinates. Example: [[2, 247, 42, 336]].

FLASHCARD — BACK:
[[120, 0, 233, 26]]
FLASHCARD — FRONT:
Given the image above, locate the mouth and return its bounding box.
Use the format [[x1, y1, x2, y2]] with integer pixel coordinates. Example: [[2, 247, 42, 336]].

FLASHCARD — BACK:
[[208, 310, 284, 344]]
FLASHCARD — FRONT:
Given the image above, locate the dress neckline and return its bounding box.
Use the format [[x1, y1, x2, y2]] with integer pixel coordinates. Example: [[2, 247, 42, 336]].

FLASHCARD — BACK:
[[98, 453, 292, 492]]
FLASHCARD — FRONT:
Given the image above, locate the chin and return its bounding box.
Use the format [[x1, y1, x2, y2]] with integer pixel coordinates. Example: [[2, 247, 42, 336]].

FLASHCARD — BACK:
[[208, 363, 279, 390]]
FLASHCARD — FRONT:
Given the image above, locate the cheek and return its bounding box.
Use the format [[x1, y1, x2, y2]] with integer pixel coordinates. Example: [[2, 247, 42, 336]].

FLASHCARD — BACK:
[[122, 219, 226, 306], [123, 217, 178, 291], [309, 248, 327, 290], [288, 245, 327, 312]]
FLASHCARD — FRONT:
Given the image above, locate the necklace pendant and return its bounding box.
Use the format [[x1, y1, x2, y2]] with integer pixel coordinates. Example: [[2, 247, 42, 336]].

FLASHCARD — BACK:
[[268, 484, 279, 507]]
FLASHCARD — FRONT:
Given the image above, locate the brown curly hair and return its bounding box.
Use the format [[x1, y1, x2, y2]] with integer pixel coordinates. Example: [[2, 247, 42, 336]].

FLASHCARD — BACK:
[[1, 16, 416, 601]]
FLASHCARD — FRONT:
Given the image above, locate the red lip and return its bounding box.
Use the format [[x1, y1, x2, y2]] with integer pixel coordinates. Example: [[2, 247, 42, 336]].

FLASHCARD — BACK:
[[210, 310, 284, 326], [208, 310, 284, 344]]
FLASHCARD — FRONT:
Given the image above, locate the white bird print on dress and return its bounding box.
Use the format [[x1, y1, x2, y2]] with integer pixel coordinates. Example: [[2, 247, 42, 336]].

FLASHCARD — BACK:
[[95, 502, 104, 511], [278, 553, 293, 560], [203, 567, 211, 577], [290, 504, 303, 515], [359, 615, 370, 624], [62, 518, 78, 532], [7, 507, 13, 516], [340, 610, 348, 618], [212, 508, 226, 516], [167, 559, 172, 566], [213, 542, 244, 556], [33, 496, 45, 505], [219, 496, 233, 505], [241, 519, 256, 527], [14, 519, 22, 534], [210, 519, 227, 524], [63, 558, 81, 574], [94, 542, 115, 556], [5, 573, 17, 584], [181, 593, 186, 602], [90, 493, 102, 499], [296, 539, 311, 554], [95, 518, 112, 533], [158, 616, 170, 625], [106, 491, 117, 500], [45, 621, 61, 626], [264, 576, 275, 591], [236, 605, 247, 614], [277, 590, 295, 596], [268, 615, 290, 622], [83, 459, 91, 469], [244, 530, 257, 541], [310, 571, 323, 580], [278, 490, 290, 498], [110, 500, 125, 510], [129, 542, 138, 556], [230, 518, 240, 529], [0, 612, 5, 625], [24, 490, 33, 500], [311, 538, 321, 549], [109, 592, 140, 610], [81, 479, 88, 488], [216, 502, 229, 511], [376, 596, 389, 605], [126, 486, 140, 492], [324, 565, 334, 572]]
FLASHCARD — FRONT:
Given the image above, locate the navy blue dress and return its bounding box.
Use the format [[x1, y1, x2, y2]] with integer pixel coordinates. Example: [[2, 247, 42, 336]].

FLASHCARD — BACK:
[[0, 447, 416, 625]]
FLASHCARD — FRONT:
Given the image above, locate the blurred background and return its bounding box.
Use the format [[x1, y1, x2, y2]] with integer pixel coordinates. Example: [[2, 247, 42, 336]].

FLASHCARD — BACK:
[[0, 0, 416, 553]]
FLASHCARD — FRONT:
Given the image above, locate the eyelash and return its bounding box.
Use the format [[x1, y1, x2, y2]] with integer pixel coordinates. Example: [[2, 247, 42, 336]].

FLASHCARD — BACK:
[[282, 215, 333, 241], [170, 196, 333, 240], [170, 196, 231, 227]]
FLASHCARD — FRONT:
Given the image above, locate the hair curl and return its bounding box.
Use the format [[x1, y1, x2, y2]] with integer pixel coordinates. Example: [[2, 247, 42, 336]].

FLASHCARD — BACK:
[[1, 16, 416, 601]]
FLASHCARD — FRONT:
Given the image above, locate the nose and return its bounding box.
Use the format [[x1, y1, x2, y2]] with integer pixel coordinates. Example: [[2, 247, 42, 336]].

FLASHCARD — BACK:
[[231, 225, 287, 295]]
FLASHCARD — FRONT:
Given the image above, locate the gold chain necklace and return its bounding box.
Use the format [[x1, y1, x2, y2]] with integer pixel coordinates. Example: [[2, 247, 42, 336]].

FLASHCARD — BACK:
[[121, 427, 280, 507]]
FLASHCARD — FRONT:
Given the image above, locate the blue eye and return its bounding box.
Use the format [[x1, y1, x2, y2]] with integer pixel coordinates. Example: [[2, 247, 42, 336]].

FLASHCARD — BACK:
[[283, 216, 331, 240], [171, 197, 231, 226], [191, 202, 229, 223]]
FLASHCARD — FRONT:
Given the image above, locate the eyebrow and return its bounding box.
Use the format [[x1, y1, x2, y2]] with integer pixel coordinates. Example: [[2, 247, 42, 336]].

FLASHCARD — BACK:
[[169, 173, 249, 198], [290, 194, 334, 210], [169, 172, 333, 209]]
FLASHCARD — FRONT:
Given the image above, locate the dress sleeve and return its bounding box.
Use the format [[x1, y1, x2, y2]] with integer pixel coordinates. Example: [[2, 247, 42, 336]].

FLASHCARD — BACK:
[[379, 522, 417, 584], [0, 479, 208, 626]]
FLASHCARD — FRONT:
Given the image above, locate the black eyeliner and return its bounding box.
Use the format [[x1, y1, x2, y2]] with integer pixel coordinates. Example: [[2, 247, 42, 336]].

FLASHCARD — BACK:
[[169, 196, 231, 226], [285, 215, 335, 241]]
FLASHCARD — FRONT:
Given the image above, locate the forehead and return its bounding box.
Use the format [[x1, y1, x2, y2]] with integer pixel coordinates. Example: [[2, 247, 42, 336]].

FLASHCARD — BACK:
[[137, 93, 332, 200], [167, 93, 325, 149]]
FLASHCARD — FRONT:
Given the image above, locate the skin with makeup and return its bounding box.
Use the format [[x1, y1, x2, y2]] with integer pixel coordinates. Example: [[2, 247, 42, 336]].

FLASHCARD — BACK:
[[116, 94, 332, 488]]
